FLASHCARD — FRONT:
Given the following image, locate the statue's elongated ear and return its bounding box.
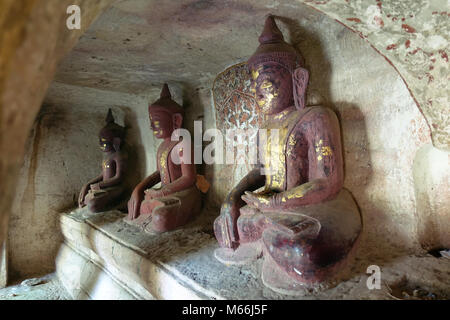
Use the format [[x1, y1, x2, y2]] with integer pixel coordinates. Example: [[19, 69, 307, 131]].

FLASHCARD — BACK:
[[113, 137, 122, 152], [293, 67, 309, 110], [172, 113, 183, 130]]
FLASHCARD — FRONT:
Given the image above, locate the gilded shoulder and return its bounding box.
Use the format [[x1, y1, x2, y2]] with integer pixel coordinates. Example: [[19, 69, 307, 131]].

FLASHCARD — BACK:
[[304, 106, 339, 122]]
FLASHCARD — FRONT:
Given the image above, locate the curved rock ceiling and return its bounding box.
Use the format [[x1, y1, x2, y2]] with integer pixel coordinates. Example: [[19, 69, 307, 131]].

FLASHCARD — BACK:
[[53, 0, 449, 150], [55, 0, 314, 94]]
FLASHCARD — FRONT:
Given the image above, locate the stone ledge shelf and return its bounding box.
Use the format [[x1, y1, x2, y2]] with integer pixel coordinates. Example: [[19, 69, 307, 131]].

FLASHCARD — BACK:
[[56, 207, 450, 300]]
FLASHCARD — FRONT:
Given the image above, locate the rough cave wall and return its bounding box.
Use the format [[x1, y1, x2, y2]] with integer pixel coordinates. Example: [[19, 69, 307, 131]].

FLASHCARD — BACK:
[[1, 0, 448, 279], [8, 84, 141, 278], [0, 0, 113, 284]]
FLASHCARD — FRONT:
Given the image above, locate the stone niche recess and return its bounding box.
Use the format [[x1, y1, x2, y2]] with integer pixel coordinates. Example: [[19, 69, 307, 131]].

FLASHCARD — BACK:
[[7, 0, 449, 299]]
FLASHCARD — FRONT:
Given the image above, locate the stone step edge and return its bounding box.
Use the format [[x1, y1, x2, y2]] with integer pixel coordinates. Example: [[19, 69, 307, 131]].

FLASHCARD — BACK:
[[58, 213, 219, 299]]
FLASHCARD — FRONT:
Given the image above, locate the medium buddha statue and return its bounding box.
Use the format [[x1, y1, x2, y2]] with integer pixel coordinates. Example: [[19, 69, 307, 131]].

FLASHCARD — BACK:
[[125, 84, 205, 233], [78, 109, 128, 213], [213, 16, 362, 293]]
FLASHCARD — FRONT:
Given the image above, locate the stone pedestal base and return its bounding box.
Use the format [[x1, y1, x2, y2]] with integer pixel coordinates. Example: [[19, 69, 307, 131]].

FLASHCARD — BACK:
[[214, 242, 263, 266], [57, 242, 149, 299], [56, 207, 215, 299], [56, 207, 450, 300]]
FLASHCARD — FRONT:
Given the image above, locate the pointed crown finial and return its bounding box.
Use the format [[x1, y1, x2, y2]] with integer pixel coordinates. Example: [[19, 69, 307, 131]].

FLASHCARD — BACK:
[[105, 108, 115, 124], [149, 83, 184, 116], [160, 83, 171, 99], [247, 14, 304, 72], [100, 108, 125, 141], [258, 14, 284, 45]]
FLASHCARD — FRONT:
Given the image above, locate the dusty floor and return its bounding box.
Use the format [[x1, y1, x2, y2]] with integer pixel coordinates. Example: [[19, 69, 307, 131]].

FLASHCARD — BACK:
[[0, 273, 72, 300], [1, 253, 449, 300]]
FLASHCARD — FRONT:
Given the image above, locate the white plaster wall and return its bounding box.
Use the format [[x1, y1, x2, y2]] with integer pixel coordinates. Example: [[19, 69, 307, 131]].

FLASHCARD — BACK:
[[413, 144, 450, 250]]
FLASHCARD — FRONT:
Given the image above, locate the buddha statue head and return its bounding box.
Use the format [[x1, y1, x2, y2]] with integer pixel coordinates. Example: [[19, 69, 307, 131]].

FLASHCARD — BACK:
[[148, 83, 184, 139], [99, 109, 125, 152], [248, 15, 307, 114]]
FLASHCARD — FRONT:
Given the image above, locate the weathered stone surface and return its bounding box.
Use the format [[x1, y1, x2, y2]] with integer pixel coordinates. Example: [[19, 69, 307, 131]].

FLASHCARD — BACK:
[[51, 0, 449, 151], [56, 207, 450, 300], [20, 276, 49, 287], [0, 0, 112, 282], [0, 273, 71, 300]]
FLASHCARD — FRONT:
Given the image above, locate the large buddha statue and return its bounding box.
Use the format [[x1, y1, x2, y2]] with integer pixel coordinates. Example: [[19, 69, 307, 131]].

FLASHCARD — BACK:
[[125, 84, 205, 233], [213, 16, 362, 293], [78, 109, 128, 213]]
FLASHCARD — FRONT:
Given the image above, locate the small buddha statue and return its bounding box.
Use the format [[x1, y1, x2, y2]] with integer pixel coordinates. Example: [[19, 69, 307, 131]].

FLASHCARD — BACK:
[[78, 109, 128, 213], [213, 15, 362, 292], [125, 84, 205, 233]]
